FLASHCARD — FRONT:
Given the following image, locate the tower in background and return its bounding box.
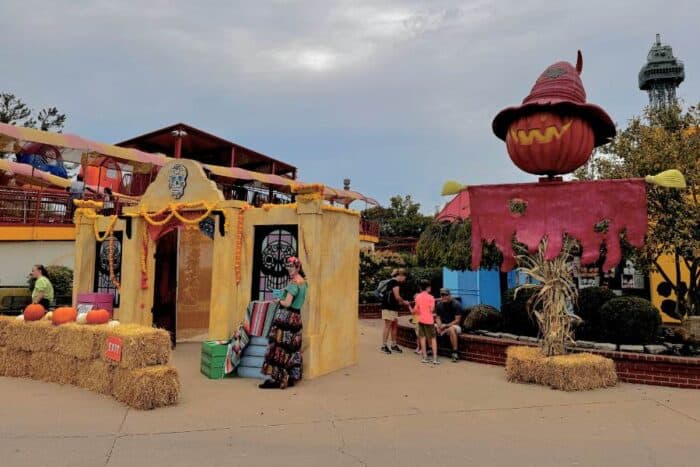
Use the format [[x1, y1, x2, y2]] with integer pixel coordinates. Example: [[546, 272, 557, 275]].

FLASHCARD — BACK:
[[639, 34, 685, 108]]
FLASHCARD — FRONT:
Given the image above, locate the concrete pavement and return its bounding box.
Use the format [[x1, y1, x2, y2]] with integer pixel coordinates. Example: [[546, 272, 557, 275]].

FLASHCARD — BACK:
[[1, 319, 698, 466]]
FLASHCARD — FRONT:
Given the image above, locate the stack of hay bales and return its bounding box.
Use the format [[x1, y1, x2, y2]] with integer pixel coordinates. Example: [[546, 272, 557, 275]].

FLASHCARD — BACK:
[[505, 345, 617, 391], [0, 316, 179, 409]]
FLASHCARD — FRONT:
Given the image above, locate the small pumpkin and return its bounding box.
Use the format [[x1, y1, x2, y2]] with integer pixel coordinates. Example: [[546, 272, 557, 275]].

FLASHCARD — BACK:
[[107, 320, 120, 327], [52, 307, 78, 326], [76, 313, 87, 324], [86, 309, 111, 325], [44, 311, 53, 321], [505, 112, 594, 175], [24, 303, 46, 321]]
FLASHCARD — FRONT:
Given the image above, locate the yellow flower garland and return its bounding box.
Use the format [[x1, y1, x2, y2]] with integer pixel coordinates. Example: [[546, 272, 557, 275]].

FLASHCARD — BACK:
[[235, 205, 249, 284]]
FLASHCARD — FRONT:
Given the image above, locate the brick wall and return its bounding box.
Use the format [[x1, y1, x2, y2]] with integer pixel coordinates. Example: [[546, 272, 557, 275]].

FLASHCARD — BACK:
[[396, 324, 700, 390], [359, 304, 412, 320]]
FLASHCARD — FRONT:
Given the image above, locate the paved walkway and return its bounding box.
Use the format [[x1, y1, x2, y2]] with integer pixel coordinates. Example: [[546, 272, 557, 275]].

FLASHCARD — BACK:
[[1, 319, 698, 466]]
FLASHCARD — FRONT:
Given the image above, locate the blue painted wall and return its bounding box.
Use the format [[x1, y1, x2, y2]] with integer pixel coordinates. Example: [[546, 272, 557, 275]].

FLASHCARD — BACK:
[[443, 268, 502, 309]]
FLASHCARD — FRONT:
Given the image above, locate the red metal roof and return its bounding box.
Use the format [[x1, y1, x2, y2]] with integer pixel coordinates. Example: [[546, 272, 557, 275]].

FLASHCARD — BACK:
[[436, 190, 470, 221]]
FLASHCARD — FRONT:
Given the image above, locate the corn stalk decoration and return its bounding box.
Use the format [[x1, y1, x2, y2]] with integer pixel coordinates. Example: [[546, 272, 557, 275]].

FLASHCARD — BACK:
[[515, 238, 579, 357]]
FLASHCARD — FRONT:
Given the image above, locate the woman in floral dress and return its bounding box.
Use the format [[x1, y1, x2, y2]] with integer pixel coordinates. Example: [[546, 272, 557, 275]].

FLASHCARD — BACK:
[[260, 256, 307, 389]]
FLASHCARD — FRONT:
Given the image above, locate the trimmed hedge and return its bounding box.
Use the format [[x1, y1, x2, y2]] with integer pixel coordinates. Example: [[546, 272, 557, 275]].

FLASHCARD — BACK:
[[598, 297, 662, 345], [501, 287, 540, 337], [574, 287, 616, 340], [463, 304, 502, 331]]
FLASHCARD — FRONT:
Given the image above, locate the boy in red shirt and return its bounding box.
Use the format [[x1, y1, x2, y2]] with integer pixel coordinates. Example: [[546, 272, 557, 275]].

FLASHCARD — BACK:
[[413, 279, 439, 365]]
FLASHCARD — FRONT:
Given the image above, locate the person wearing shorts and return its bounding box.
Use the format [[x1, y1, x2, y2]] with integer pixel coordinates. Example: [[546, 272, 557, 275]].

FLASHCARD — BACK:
[[414, 279, 439, 365], [380, 269, 409, 355], [435, 288, 463, 362]]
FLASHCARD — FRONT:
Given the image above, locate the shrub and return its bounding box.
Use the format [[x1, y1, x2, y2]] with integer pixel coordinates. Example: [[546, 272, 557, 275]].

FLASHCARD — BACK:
[[403, 267, 442, 299], [598, 297, 661, 344], [501, 287, 540, 337], [574, 287, 616, 340], [463, 304, 502, 331]]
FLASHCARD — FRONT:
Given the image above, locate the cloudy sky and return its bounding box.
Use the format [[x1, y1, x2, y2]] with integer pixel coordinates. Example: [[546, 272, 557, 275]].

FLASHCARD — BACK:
[[2, 0, 697, 212]]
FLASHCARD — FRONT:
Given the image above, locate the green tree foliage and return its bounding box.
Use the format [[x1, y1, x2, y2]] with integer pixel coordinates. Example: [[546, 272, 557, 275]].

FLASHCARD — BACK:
[[362, 195, 432, 238], [576, 104, 699, 316], [0, 93, 66, 131], [416, 219, 502, 270]]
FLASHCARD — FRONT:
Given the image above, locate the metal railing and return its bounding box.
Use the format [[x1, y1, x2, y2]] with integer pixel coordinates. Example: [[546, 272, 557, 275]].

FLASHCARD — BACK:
[[360, 218, 380, 238], [0, 187, 133, 226]]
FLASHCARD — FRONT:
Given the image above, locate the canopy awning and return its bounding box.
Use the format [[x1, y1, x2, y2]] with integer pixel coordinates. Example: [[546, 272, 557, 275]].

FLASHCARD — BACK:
[[0, 158, 71, 189], [436, 190, 471, 221], [0, 122, 167, 173]]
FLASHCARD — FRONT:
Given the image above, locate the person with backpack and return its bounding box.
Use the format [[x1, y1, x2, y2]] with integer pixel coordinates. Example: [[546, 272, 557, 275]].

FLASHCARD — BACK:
[[379, 268, 409, 355]]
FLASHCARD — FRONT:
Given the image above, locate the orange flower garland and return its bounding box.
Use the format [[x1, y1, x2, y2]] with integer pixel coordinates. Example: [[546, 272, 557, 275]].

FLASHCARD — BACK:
[[234, 205, 249, 284], [140, 227, 148, 289]]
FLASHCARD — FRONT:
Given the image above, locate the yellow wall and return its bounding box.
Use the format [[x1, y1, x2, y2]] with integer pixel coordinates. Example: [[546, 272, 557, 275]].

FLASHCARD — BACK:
[[73, 159, 360, 379], [650, 253, 690, 323]]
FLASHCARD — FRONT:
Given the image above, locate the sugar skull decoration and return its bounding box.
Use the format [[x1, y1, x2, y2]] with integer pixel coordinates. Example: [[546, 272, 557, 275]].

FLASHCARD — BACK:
[[168, 163, 188, 199], [492, 51, 615, 176]]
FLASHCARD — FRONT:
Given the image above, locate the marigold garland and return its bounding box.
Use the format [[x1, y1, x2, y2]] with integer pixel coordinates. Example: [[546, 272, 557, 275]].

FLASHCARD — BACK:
[[234, 205, 250, 284], [108, 234, 121, 292], [140, 227, 149, 289]]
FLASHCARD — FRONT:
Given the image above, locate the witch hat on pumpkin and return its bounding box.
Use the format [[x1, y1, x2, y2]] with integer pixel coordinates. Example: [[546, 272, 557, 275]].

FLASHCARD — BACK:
[[492, 51, 615, 147]]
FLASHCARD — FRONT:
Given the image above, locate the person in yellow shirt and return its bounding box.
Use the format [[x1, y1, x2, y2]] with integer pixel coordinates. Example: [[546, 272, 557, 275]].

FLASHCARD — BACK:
[[31, 265, 54, 310]]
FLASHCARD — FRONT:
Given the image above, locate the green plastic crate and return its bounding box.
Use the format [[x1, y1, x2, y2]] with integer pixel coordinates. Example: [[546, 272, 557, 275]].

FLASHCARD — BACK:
[[201, 352, 226, 369], [201, 341, 228, 358], [200, 361, 226, 379]]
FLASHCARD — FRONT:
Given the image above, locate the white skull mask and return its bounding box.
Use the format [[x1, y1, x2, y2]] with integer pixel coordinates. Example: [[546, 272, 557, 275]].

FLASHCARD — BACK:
[[168, 164, 188, 199]]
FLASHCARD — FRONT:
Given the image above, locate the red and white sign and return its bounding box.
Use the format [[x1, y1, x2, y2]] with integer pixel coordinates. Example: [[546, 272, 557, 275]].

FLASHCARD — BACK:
[[105, 336, 123, 362]]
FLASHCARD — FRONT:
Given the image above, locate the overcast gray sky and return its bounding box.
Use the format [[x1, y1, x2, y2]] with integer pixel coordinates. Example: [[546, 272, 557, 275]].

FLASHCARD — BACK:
[[2, 0, 697, 212]]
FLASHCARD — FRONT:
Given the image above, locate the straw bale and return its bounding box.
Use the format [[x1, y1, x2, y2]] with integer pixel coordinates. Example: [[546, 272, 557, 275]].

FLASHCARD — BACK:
[[505, 346, 544, 384], [505, 345, 617, 391], [1, 348, 32, 378], [0, 316, 13, 346], [100, 324, 171, 369], [54, 323, 109, 360], [4, 320, 58, 353], [540, 353, 617, 391], [112, 365, 180, 410], [76, 360, 116, 395], [29, 351, 79, 385]]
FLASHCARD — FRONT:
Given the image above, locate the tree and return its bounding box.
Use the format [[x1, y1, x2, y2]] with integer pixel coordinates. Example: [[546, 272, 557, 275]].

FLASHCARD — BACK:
[[0, 93, 66, 132], [362, 195, 432, 238], [575, 104, 699, 316], [416, 219, 503, 270]]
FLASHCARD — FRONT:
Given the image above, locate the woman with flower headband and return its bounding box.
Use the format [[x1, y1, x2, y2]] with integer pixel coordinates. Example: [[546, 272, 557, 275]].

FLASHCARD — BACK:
[[259, 256, 308, 389]]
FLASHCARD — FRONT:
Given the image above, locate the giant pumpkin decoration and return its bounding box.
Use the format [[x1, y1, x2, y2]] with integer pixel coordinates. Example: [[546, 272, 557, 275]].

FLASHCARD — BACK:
[[492, 51, 615, 176], [24, 303, 46, 321], [505, 112, 594, 175], [52, 307, 77, 325]]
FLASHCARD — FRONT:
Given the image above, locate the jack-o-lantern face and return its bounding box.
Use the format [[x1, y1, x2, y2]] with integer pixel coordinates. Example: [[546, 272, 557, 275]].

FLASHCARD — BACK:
[[505, 112, 595, 175]]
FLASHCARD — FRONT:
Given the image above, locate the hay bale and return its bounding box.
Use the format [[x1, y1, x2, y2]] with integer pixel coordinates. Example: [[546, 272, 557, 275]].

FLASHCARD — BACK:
[[0, 347, 7, 375], [76, 360, 116, 395], [540, 353, 617, 391], [0, 315, 13, 346], [1, 348, 32, 378], [505, 346, 544, 384], [29, 351, 79, 385], [3, 320, 58, 353], [100, 324, 171, 369], [54, 323, 108, 360], [112, 365, 180, 410], [505, 345, 617, 391]]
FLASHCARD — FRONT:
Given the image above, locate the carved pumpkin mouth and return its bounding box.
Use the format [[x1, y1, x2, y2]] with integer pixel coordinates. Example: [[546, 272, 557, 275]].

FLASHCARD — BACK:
[[510, 120, 572, 145]]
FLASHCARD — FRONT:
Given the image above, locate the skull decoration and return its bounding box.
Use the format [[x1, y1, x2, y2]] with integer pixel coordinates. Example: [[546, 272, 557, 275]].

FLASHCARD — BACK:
[[168, 163, 188, 199]]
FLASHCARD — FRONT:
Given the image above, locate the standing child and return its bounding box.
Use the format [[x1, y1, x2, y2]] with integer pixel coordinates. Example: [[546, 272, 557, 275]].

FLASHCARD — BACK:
[[414, 279, 439, 365]]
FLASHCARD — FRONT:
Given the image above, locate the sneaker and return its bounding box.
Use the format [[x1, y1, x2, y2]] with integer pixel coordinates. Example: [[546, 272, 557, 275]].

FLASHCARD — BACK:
[[432, 360, 441, 365], [421, 358, 431, 364], [452, 352, 459, 362], [414, 348, 421, 355], [380, 345, 392, 355], [390, 345, 403, 354]]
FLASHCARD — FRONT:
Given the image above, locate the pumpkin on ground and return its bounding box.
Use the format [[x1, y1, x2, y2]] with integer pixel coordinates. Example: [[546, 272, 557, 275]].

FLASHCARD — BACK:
[[24, 303, 46, 321], [86, 309, 111, 325], [52, 307, 78, 325]]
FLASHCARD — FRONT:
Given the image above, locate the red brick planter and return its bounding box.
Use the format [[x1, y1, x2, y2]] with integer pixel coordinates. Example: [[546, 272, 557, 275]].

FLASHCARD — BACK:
[[396, 324, 700, 389]]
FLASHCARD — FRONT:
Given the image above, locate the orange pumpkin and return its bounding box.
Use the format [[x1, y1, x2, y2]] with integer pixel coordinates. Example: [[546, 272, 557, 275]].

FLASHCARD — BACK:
[[52, 306, 78, 325], [86, 308, 111, 325], [505, 112, 594, 176], [24, 303, 46, 321]]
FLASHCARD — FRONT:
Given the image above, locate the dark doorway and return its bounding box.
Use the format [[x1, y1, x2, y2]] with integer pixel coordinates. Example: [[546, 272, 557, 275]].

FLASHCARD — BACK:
[[251, 225, 298, 302], [153, 229, 178, 346]]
